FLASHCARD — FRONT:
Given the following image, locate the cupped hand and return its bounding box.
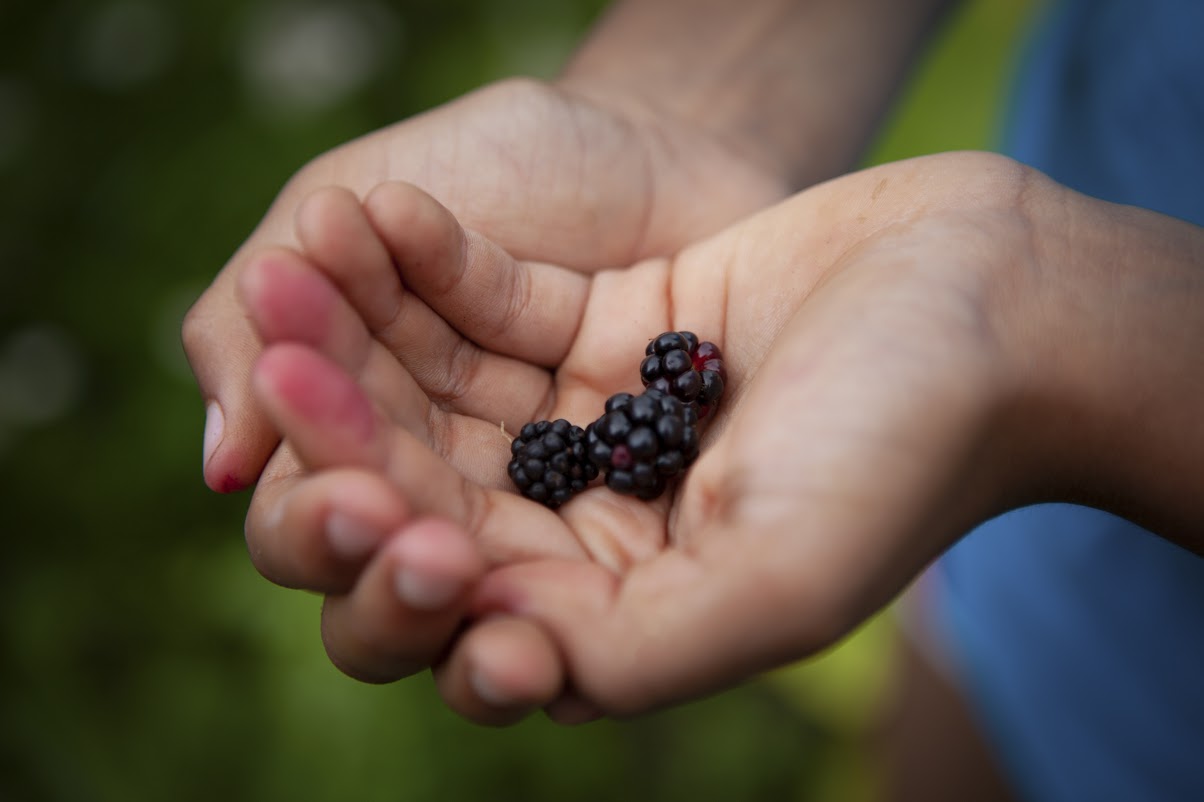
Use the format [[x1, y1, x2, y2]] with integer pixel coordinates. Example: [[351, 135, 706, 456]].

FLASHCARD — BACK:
[[245, 151, 1048, 724], [183, 77, 788, 494]]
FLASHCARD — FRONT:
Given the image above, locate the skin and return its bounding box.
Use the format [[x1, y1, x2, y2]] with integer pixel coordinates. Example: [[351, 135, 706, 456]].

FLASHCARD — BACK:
[[184, 0, 962, 724], [183, 0, 951, 492], [184, 77, 787, 494], [237, 151, 1204, 728], [185, 3, 1202, 794]]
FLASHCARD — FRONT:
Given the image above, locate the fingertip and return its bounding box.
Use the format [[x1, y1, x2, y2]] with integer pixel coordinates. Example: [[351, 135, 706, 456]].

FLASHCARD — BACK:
[[246, 464, 411, 591], [363, 181, 462, 270], [201, 398, 274, 493], [326, 509, 384, 562], [238, 248, 340, 347], [206, 467, 250, 495], [391, 518, 486, 610], [362, 180, 434, 225], [318, 516, 486, 685], [294, 185, 362, 247], [435, 615, 565, 727], [253, 343, 378, 449], [186, 294, 280, 493]]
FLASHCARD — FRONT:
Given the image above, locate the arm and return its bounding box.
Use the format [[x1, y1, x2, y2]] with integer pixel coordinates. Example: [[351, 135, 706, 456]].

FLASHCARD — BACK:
[[999, 185, 1204, 553], [560, 0, 956, 187]]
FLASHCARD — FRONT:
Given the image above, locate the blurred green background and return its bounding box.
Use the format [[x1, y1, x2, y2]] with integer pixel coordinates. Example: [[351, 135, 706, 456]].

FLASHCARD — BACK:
[[0, 1, 1034, 800]]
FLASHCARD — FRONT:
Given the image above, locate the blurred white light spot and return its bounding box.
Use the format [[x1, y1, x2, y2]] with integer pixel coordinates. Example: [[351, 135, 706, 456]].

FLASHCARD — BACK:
[[0, 325, 85, 427], [77, 1, 177, 91], [239, 2, 401, 117], [0, 77, 36, 171]]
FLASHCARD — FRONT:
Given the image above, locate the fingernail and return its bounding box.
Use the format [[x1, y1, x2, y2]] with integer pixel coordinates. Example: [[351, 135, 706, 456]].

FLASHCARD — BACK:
[[470, 667, 519, 709], [203, 401, 224, 469], [394, 567, 463, 611], [326, 512, 380, 560]]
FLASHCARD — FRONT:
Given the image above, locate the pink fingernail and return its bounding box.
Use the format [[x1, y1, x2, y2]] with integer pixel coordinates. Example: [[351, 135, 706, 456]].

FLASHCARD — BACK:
[[394, 567, 463, 611], [203, 401, 224, 469], [327, 512, 380, 560]]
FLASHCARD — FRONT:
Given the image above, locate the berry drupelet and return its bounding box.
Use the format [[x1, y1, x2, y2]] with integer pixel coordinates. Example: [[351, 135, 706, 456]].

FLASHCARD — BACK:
[[639, 330, 726, 417], [586, 389, 700, 500], [507, 419, 598, 509]]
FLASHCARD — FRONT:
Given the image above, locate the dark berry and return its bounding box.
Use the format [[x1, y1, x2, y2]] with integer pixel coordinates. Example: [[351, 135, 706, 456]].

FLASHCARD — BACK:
[[699, 370, 724, 405], [605, 392, 634, 413], [598, 409, 632, 442], [587, 390, 699, 499], [655, 450, 684, 475], [627, 426, 657, 459], [649, 331, 689, 356], [655, 413, 685, 448], [671, 369, 702, 401], [611, 443, 633, 470], [662, 349, 692, 376], [627, 393, 658, 424], [606, 470, 635, 493], [507, 419, 598, 509], [639, 331, 726, 412], [507, 332, 726, 507], [693, 341, 722, 369], [647, 376, 672, 395], [639, 355, 662, 385]]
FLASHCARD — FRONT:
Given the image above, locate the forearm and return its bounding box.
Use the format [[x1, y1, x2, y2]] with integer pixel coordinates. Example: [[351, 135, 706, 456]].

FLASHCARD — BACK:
[[1007, 181, 1204, 553], [558, 0, 955, 188]]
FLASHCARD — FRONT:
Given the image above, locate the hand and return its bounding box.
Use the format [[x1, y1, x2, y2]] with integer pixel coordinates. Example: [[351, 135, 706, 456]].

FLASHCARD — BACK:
[[243, 151, 1050, 723], [184, 77, 788, 493]]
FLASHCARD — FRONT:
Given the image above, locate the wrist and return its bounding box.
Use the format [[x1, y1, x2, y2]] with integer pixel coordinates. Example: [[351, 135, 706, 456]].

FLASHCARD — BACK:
[[556, 0, 951, 189], [994, 174, 1204, 550]]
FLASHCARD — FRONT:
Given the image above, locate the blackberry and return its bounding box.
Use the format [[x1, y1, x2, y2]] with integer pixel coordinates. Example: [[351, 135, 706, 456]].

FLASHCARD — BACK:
[[640, 330, 726, 417], [586, 389, 700, 500], [507, 419, 598, 509]]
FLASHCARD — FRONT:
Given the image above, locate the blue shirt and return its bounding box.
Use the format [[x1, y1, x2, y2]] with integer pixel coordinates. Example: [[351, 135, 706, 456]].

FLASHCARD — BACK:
[[935, 1, 1204, 800]]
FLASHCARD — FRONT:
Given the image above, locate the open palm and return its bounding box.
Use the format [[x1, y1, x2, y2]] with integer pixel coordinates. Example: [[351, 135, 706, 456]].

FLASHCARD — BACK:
[[243, 152, 1041, 722]]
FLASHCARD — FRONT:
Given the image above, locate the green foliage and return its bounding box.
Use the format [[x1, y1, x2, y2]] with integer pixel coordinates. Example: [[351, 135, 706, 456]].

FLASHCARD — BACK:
[[0, 1, 1031, 800]]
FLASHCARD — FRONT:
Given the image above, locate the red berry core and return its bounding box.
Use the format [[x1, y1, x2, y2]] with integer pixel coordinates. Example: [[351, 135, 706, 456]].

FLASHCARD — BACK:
[[611, 444, 633, 470]]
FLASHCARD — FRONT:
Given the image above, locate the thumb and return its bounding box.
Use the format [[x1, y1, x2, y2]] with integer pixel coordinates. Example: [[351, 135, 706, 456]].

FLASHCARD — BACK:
[[182, 273, 280, 493]]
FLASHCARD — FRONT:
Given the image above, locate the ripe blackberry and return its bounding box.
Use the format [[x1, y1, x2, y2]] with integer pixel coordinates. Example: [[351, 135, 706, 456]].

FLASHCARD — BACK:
[[640, 330, 726, 416], [586, 389, 700, 500], [507, 419, 598, 509]]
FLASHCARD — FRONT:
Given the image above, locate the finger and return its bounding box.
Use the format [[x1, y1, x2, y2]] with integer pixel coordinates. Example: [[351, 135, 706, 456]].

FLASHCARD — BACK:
[[244, 457, 411, 592], [239, 247, 435, 437], [321, 517, 486, 683], [361, 181, 589, 368], [253, 342, 390, 470], [292, 186, 404, 334], [470, 534, 851, 718], [294, 183, 558, 430], [182, 273, 277, 494], [252, 342, 591, 563], [238, 246, 373, 365], [432, 615, 565, 726], [251, 340, 502, 501]]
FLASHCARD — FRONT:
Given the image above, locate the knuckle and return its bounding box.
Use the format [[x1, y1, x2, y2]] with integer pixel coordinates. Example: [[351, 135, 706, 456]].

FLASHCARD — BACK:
[[179, 294, 213, 362]]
